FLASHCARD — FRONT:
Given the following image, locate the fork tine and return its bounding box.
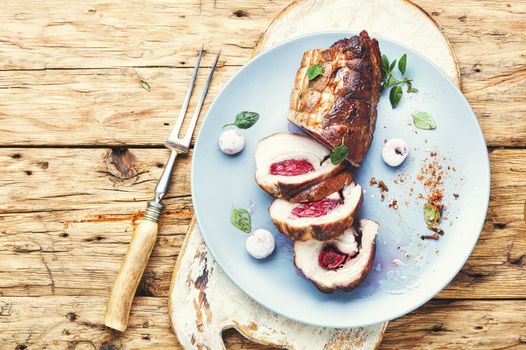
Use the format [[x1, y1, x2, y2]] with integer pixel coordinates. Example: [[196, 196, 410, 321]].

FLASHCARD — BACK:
[[181, 49, 221, 147], [167, 44, 204, 142]]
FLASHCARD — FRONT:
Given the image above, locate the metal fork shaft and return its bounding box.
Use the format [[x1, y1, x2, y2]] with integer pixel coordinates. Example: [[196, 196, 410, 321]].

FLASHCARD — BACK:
[[143, 149, 178, 222]]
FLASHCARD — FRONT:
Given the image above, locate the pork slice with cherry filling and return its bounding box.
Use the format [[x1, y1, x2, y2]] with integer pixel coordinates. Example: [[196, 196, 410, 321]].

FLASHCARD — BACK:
[[255, 133, 345, 201], [269, 182, 363, 241], [294, 219, 379, 293]]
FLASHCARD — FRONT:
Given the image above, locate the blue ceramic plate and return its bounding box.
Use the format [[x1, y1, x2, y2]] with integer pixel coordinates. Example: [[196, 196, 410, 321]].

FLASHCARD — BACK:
[[192, 32, 489, 328]]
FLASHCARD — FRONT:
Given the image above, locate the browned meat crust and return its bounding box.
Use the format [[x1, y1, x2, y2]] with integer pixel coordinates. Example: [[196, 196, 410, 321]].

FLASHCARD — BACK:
[[288, 170, 353, 203], [288, 30, 382, 167]]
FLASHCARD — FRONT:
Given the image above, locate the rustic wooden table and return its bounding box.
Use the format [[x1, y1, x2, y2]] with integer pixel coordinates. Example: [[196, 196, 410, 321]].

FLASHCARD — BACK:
[[0, 1, 525, 349]]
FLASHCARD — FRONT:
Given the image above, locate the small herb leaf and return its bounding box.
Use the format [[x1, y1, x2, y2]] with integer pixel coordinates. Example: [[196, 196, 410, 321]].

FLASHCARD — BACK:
[[407, 81, 418, 93], [389, 85, 403, 108], [423, 203, 441, 226], [381, 55, 389, 71], [306, 64, 323, 80], [398, 54, 407, 75], [330, 139, 349, 165], [381, 55, 389, 80], [223, 111, 260, 129], [139, 80, 150, 91], [389, 59, 397, 72], [230, 207, 251, 233], [412, 111, 437, 130]]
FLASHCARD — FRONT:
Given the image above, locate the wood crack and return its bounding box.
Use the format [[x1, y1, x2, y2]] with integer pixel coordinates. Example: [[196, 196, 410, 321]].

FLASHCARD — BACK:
[[40, 254, 55, 294]]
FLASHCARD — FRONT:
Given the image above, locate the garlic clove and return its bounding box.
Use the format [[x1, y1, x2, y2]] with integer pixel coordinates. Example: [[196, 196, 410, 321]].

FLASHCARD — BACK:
[[382, 138, 409, 167], [219, 129, 245, 155], [246, 228, 275, 259]]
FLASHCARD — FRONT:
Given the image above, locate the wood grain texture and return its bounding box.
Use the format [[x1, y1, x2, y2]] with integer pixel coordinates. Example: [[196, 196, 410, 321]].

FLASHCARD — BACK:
[[0, 67, 233, 146], [0, 297, 524, 350], [0, 0, 282, 69], [0, 0, 525, 349], [0, 0, 524, 147], [0, 148, 524, 299]]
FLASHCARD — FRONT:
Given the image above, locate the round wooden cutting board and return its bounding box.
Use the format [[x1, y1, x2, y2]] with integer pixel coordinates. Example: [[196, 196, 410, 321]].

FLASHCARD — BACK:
[[169, 1, 461, 349]]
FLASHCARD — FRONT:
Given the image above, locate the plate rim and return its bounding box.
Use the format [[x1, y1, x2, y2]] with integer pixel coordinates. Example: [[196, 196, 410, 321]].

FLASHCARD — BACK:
[[191, 31, 490, 328]]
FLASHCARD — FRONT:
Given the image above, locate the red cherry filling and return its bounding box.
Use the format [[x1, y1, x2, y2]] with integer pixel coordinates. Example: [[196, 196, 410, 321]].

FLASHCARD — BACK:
[[270, 159, 315, 176], [291, 198, 343, 218], [318, 244, 357, 270]]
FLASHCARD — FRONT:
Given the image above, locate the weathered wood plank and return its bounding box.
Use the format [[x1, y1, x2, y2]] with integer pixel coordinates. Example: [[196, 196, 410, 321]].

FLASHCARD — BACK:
[[0, 64, 523, 148], [412, 0, 526, 147], [0, 297, 524, 350], [0, 147, 191, 212], [0, 67, 235, 147], [380, 299, 526, 350], [0, 1, 524, 146], [0, 0, 281, 69], [0, 148, 524, 298], [0, 1, 523, 72]]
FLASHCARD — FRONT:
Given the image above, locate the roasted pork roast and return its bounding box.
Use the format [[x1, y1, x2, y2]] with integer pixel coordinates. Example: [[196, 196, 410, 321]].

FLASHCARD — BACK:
[[288, 30, 382, 167]]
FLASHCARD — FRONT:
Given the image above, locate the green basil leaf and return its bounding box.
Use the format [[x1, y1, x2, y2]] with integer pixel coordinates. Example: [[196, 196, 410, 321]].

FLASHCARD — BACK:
[[398, 54, 407, 75], [223, 111, 260, 129], [423, 203, 441, 226], [389, 59, 397, 72], [330, 140, 349, 165], [306, 64, 324, 80], [389, 85, 403, 108], [412, 111, 437, 130], [139, 80, 150, 91], [230, 207, 251, 233]]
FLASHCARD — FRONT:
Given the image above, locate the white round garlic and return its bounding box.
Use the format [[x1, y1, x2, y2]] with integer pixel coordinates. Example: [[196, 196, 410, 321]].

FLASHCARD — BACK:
[[246, 228, 275, 259], [382, 138, 409, 167], [219, 129, 245, 155]]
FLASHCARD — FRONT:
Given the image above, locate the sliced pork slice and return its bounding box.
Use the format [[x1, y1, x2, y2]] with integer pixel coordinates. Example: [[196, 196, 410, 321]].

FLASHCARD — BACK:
[[269, 182, 363, 241], [294, 219, 379, 293], [255, 133, 345, 200]]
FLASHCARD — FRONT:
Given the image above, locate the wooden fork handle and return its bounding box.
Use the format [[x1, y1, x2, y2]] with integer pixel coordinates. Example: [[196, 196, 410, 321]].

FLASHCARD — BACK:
[[104, 218, 159, 332]]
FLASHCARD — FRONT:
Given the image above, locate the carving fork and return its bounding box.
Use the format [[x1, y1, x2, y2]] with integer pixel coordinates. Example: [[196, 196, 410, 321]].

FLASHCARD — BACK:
[[104, 46, 221, 332]]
